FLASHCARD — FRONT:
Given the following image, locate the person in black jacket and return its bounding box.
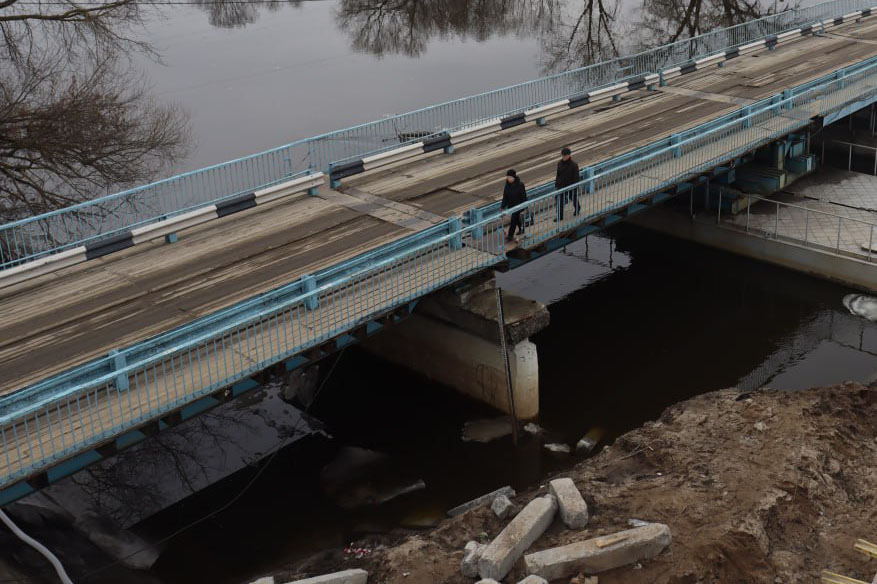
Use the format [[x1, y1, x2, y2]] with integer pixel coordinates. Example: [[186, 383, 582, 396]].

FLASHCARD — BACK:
[[500, 169, 527, 242], [555, 146, 580, 221]]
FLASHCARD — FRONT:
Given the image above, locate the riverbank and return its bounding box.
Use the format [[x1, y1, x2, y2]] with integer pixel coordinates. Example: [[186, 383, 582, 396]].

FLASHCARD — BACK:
[[268, 380, 877, 583]]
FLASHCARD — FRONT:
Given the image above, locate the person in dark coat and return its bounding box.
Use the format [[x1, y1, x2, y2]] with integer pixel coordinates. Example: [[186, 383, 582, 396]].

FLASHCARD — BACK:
[[555, 146, 580, 221], [500, 169, 527, 242]]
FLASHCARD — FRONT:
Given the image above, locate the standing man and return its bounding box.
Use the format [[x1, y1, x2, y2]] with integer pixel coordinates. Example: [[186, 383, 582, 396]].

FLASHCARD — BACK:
[[555, 146, 580, 221], [500, 169, 527, 243]]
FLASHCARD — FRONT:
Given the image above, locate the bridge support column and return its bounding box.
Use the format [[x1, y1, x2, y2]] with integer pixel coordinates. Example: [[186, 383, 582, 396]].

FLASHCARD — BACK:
[[363, 276, 548, 419]]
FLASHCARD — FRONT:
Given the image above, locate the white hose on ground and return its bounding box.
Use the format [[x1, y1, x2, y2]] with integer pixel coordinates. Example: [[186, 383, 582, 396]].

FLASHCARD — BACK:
[[0, 508, 74, 584]]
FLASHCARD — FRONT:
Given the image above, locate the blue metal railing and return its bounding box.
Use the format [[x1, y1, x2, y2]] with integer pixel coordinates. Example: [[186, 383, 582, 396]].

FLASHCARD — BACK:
[[3, 49, 877, 490], [0, 0, 873, 269]]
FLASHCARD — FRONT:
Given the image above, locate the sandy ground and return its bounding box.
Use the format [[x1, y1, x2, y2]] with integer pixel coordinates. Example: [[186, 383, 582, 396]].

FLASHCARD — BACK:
[[278, 381, 877, 583]]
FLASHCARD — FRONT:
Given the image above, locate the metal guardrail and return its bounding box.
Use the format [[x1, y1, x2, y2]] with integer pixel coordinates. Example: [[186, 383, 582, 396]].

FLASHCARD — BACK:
[[720, 192, 877, 260], [4, 46, 877, 490], [1, 0, 875, 270]]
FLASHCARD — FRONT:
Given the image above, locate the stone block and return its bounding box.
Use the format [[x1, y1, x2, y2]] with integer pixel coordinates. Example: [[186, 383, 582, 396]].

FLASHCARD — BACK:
[[462, 541, 487, 577], [491, 494, 514, 520], [478, 495, 558, 581], [448, 485, 516, 516], [475, 580, 500, 584], [524, 523, 671, 580], [517, 576, 548, 584], [549, 478, 588, 529], [285, 569, 368, 584]]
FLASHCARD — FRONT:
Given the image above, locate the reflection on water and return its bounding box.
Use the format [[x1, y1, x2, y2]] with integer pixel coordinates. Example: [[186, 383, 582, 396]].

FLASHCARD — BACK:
[[179, 0, 791, 70], [192, 0, 303, 28], [335, 0, 559, 57]]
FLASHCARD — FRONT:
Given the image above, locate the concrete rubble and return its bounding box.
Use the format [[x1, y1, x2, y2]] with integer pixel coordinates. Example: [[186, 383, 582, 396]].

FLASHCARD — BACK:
[[524, 523, 672, 580], [461, 540, 487, 578], [284, 569, 368, 584], [475, 580, 500, 584], [516, 576, 548, 584], [448, 485, 516, 516], [249, 578, 274, 584], [491, 494, 514, 519], [478, 494, 558, 581], [548, 478, 588, 529]]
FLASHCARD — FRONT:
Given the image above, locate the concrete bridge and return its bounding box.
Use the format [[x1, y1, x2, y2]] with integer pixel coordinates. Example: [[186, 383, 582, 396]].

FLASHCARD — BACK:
[[2, 0, 877, 507]]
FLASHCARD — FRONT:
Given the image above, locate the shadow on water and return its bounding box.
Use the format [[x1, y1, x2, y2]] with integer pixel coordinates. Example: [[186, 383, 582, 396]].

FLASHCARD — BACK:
[[127, 223, 876, 584]]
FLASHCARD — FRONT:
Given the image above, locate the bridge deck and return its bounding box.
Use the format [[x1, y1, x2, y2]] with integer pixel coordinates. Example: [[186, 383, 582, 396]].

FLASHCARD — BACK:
[[3, 19, 877, 401]]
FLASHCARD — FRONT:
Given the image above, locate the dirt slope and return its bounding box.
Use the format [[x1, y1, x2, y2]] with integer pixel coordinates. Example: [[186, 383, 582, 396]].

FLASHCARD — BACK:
[[278, 382, 877, 583]]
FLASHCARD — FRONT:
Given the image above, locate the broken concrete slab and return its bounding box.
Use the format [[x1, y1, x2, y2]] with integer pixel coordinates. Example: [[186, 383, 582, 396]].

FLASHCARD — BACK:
[[549, 478, 588, 529], [491, 494, 514, 520], [250, 578, 275, 584], [462, 541, 487, 578], [448, 486, 516, 517], [517, 576, 548, 584], [478, 495, 558, 581], [524, 523, 672, 580], [285, 569, 368, 584]]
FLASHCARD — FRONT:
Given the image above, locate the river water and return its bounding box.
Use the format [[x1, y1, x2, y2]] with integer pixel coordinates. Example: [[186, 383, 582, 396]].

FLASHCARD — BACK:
[[38, 0, 877, 582]]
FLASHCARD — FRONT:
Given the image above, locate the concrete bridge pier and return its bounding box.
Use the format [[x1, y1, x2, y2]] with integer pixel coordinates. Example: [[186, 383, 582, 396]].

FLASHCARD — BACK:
[[363, 275, 549, 419]]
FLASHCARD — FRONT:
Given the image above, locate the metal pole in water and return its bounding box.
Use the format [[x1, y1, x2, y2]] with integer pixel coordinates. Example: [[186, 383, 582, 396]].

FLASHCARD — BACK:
[[495, 287, 519, 446], [775, 202, 780, 239], [717, 187, 723, 225]]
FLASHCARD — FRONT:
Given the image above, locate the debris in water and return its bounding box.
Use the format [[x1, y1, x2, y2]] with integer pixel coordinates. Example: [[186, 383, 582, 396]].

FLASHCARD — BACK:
[[843, 293, 877, 321], [523, 422, 543, 435], [544, 443, 571, 456], [462, 417, 514, 442], [575, 427, 605, 454]]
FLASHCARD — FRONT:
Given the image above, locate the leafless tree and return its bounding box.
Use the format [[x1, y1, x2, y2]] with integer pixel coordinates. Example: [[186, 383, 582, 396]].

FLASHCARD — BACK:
[[0, 0, 190, 223]]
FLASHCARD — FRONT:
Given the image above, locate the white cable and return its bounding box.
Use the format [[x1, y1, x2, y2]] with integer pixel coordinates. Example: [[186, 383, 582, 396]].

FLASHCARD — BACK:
[[0, 509, 74, 584]]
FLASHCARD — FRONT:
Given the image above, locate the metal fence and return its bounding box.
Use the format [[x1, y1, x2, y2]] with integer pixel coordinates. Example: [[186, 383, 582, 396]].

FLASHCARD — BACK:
[[1, 0, 875, 270], [720, 193, 877, 260]]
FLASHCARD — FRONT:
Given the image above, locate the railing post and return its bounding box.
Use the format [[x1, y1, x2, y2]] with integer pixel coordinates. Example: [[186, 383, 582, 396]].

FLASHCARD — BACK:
[[742, 106, 752, 128], [782, 89, 793, 110], [848, 143, 853, 171], [449, 216, 463, 250], [470, 208, 484, 241], [328, 163, 341, 189], [583, 167, 595, 194], [836, 216, 842, 253], [301, 274, 319, 310], [109, 349, 129, 391], [837, 69, 846, 89], [671, 134, 682, 158], [659, 70, 666, 87]]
